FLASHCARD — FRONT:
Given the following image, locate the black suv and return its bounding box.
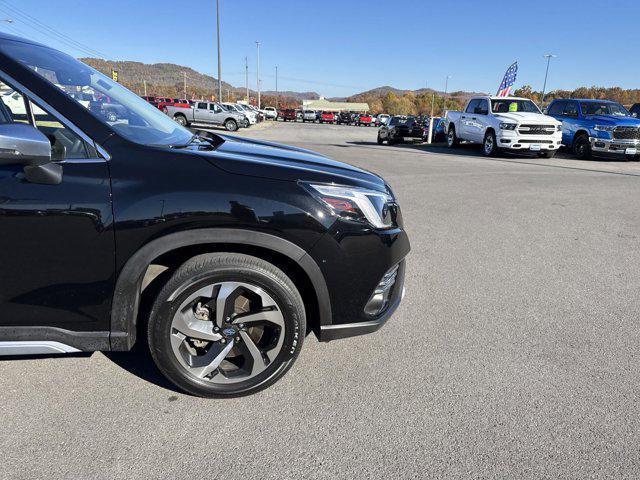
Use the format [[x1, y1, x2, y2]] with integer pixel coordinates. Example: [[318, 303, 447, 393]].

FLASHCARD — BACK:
[[0, 34, 410, 397]]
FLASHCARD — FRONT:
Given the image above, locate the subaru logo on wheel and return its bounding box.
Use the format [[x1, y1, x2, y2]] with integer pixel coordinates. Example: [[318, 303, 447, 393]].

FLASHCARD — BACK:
[[223, 328, 236, 336]]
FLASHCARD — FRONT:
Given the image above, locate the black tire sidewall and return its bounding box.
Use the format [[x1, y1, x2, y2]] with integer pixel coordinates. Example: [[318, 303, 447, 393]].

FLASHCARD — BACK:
[[483, 131, 497, 156], [148, 256, 304, 397], [573, 135, 591, 159]]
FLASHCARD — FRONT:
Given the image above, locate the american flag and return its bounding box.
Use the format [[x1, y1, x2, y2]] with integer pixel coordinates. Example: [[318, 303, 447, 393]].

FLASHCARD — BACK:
[[496, 62, 518, 97]]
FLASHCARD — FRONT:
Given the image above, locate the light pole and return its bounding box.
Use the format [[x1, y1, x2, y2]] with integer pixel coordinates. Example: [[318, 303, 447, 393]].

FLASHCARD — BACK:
[[442, 75, 451, 116], [245, 56, 249, 103], [216, 0, 222, 102], [255, 41, 261, 109], [540, 54, 557, 106], [275, 65, 278, 109]]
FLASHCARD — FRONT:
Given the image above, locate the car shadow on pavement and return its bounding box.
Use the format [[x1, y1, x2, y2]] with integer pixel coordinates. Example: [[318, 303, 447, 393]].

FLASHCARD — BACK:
[[104, 343, 181, 393]]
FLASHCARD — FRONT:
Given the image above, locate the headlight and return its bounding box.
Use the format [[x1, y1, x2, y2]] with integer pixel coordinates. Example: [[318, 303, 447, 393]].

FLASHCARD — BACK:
[[594, 125, 615, 132], [499, 122, 517, 130], [303, 183, 395, 229]]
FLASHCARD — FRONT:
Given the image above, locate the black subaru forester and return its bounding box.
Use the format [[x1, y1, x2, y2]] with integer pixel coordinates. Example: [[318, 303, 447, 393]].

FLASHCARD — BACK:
[[0, 33, 410, 397]]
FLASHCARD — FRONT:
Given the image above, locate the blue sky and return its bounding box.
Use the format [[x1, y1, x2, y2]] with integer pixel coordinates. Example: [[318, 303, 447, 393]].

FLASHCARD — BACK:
[[2, 0, 639, 97]]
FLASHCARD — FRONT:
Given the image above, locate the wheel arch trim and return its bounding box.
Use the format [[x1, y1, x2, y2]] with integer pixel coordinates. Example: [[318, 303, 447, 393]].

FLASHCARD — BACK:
[[110, 228, 331, 351]]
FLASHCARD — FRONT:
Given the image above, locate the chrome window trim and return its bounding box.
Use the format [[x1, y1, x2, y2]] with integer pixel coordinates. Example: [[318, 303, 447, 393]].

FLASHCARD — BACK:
[[0, 69, 111, 162]]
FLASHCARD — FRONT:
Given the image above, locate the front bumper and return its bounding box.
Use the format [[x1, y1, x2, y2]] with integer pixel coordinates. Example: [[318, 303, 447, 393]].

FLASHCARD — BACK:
[[590, 137, 640, 155], [318, 261, 406, 341], [497, 132, 562, 151]]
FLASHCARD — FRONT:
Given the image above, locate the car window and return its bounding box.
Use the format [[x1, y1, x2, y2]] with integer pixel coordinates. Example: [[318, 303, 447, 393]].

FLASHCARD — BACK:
[[564, 102, 578, 117], [476, 99, 489, 115], [33, 101, 90, 160], [465, 100, 479, 113], [0, 82, 89, 160], [197, 102, 207, 109], [547, 101, 565, 116]]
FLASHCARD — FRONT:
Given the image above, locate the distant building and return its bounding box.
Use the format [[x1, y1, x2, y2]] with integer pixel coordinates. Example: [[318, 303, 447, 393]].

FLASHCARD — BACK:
[[302, 96, 369, 112]]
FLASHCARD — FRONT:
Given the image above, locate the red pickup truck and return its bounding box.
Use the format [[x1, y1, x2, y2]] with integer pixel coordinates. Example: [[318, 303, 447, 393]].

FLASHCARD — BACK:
[[319, 111, 336, 124], [357, 113, 373, 126], [278, 109, 297, 121]]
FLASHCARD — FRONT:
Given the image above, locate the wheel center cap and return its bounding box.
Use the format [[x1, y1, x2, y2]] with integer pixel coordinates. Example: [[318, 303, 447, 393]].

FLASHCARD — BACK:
[[222, 327, 237, 337]]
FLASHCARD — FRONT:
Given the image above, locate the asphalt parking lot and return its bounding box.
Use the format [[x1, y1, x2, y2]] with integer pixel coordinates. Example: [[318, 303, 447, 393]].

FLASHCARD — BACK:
[[3, 121, 640, 479]]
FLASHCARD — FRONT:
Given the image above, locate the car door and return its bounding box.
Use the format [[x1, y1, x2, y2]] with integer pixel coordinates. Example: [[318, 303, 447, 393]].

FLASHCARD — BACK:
[[562, 101, 581, 146], [466, 99, 489, 142], [194, 102, 209, 123], [547, 101, 568, 144], [0, 83, 114, 337], [460, 99, 478, 140], [209, 103, 226, 125]]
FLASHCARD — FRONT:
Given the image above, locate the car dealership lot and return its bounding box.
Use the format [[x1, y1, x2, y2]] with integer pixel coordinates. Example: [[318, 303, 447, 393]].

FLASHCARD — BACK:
[[3, 121, 640, 479]]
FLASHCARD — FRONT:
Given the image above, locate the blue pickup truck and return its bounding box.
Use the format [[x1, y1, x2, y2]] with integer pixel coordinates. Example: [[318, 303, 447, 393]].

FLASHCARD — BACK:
[[546, 99, 640, 160]]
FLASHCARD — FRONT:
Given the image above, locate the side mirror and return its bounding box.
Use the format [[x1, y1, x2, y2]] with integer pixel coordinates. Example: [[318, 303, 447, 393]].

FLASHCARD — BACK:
[[542, 108, 549, 115], [633, 112, 638, 118], [0, 123, 62, 185]]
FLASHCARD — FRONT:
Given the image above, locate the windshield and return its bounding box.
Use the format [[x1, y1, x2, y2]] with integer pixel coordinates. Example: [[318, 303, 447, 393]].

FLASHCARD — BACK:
[[491, 99, 541, 114], [580, 102, 629, 116], [0, 40, 193, 147]]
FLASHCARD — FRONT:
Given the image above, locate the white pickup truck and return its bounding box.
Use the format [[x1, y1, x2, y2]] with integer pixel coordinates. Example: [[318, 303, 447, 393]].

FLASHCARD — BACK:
[[444, 96, 562, 157]]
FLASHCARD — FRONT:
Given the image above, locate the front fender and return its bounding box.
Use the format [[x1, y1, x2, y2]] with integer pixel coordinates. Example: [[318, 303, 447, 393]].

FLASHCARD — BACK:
[[110, 228, 331, 350]]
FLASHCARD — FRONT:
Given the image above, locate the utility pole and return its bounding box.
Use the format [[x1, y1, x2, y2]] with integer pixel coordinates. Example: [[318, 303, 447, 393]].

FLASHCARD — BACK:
[[216, 0, 222, 102], [226, 88, 230, 102], [183, 72, 187, 99], [275, 65, 278, 109], [442, 75, 451, 117], [143, 80, 147, 96], [541, 54, 557, 106], [255, 41, 261, 109], [245, 56, 249, 103]]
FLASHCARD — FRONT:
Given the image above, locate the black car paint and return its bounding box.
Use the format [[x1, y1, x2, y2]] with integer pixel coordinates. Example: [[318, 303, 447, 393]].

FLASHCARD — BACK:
[[0, 34, 410, 352]]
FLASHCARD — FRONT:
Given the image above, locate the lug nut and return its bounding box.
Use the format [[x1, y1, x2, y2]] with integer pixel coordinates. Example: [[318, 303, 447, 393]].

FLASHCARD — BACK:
[[220, 338, 226, 344], [235, 336, 241, 342], [238, 323, 245, 329], [213, 326, 220, 332]]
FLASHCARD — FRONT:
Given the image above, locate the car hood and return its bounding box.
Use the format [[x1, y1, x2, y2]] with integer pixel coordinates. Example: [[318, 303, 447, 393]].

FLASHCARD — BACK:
[[494, 112, 559, 125], [202, 134, 387, 190], [585, 114, 640, 126]]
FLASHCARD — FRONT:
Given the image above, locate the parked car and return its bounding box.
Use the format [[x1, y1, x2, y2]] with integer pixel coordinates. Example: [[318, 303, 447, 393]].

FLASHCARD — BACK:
[[224, 103, 258, 125], [263, 106, 277, 119], [295, 109, 303, 121], [165, 100, 248, 131], [277, 108, 297, 121], [545, 99, 640, 160], [445, 96, 562, 157], [337, 111, 353, 125], [376, 114, 391, 126], [377, 116, 427, 145], [319, 111, 336, 124], [302, 110, 317, 122], [357, 113, 374, 126], [155, 97, 174, 111], [430, 117, 446, 142], [0, 33, 410, 398], [142, 95, 158, 107]]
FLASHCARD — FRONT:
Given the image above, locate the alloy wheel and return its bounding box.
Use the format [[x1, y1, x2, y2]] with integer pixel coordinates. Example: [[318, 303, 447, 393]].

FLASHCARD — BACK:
[[169, 281, 285, 384]]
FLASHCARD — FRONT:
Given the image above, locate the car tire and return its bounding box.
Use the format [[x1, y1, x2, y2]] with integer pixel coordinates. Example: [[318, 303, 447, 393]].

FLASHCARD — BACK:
[[573, 134, 592, 160], [377, 134, 383, 145], [538, 150, 557, 158], [482, 130, 498, 157], [387, 135, 396, 146], [148, 253, 306, 398], [225, 119, 239, 132], [174, 115, 188, 127], [447, 127, 459, 148]]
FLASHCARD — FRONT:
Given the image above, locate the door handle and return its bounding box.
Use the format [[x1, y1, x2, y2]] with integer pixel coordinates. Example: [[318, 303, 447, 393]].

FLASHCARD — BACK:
[[461, 116, 467, 119], [471, 117, 477, 120]]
